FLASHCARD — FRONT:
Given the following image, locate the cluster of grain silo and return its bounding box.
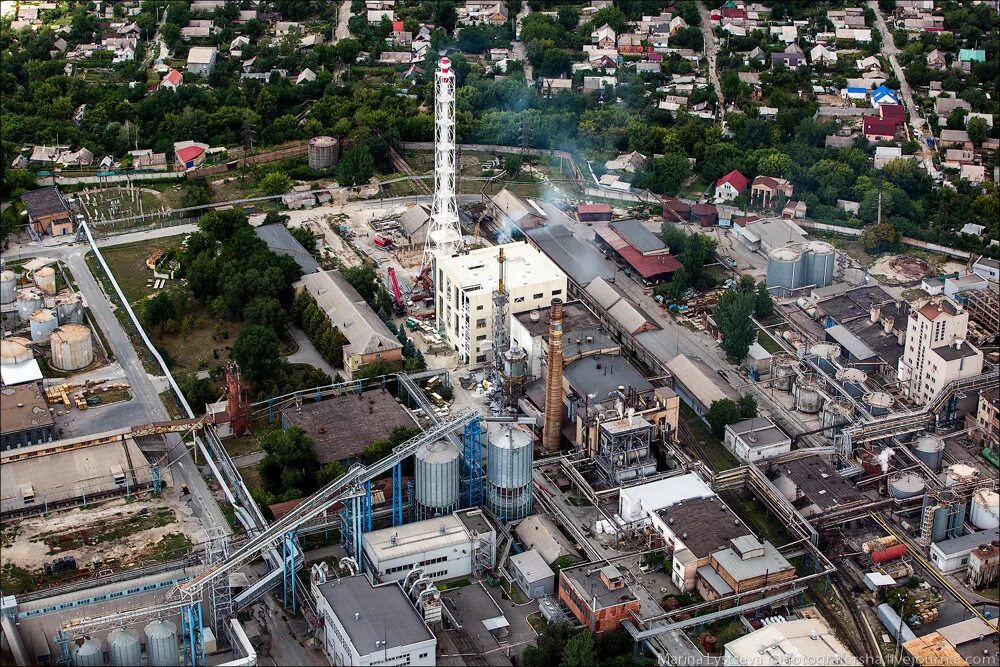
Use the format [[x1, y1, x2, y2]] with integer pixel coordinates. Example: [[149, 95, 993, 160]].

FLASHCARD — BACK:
[[144, 619, 180, 667], [30, 308, 58, 342], [66, 620, 178, 667], [50, 324, 94, 371], [108, 628, 142, 666], [307, 135, 340, 170], [970, 489, 1000, 530], [765, 241, 836, 296], [486, 426, 533, 522], [414, 439, 461, 520], [55, 291, 85, 324], [33, 266, 57, 295]]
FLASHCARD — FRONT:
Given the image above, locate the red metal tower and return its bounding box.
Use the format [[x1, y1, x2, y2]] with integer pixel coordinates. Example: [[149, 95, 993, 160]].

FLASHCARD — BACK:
[[225, 361, 249, 436]]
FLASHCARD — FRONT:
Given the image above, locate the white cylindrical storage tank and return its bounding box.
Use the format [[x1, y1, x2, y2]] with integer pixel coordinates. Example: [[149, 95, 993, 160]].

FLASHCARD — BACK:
[[863, 391, 893, 416], [55, 291, 85, 324], [810, 342, 841, 373], [414, 439, 460, 520], [108, 628, 142, 667], [792, 376, 824, 414], [29, 308, 58, 342], [913, 435, 945, 472], [308, 135, 340, 170], [16, 287, 44, 321], [144, 619, 180, 667], [970, 489, 1000, 530], [72, 637, 103, 667], [765, 247, 802, 296], [0, 269, 16, 304], [770, 355, 799, 392], [0, 338, 32, 365], [486, 427, 533, 522], [945, 463, 978, 486], [803, 241, 835, 289], [889, 472, 925, 499], [821, 399, 853, 439], [50, 324, 94, 371], [33, 266, 57, 295]]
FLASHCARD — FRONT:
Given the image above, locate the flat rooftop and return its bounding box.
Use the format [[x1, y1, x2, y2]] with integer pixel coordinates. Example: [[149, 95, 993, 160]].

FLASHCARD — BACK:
[[1, 384, 53, 435], [560, 563, 639, 611], [816, 285, 894, 325], [514, 300, 601, 338], [563, 353, 652, 401], [281, 390, 417, 464], [726, 417, 789, 447], [773, 455, 866, 513], [712, 539, 794, 582], [656, 496, 753, 559], [527, 224, 616, 286], [456, 508, 494, 537], [436, 241, 563, 293], [317, 576, 433, 654], [932, 341, 981, 362], [932, 528, 1000, 555], [363, 513, 469, 562]]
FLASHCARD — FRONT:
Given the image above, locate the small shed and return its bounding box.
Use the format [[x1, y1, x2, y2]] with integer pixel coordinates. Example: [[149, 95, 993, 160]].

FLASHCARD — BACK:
[[509, 549, 555, 599]]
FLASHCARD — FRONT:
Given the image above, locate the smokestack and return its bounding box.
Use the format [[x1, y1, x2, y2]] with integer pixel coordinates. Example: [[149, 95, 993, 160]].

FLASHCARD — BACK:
[[543, 298, 565, 453]]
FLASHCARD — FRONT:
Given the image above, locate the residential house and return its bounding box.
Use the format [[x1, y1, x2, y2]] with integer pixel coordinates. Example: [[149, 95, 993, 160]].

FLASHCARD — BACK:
[[714, 170, 748, 201], [129, 149, 168, 171], [961, 165, 985, 184], [870, 85, 900, 109], [944, 149, 976, 167], [583, 76, 616, 93], [874, 146, 904, 168], [926, 49, 947, 71], [972, 256, 1000, 283], [295, 68, 316, 85], [159, 68, 183, 90], [591, 24, 616, 49], [935, 97, 972, 120], [186, 46, 218, 77], [750, 176, 793, 209], [959, 49, 986, 64], [781, 200, 807, 220], [856, 56, 881, 71], [174, 141, 209, 170], [367, 9, 395, 23], [771, 43, 805, 68], [605, 151, 647, 174], [770, 25, 798, 44], [540, 78, 573, 94], [810, 44, 838, 66], [58, 148, 94, 167], [835, 27, 873, 42], [939, 129, 972, 150]]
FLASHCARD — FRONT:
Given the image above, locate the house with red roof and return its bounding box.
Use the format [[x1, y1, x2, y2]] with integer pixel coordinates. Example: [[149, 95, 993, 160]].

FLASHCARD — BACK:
[[594, 219, 682, 285], [864, 115, 901, 141], [879, 104, 906, 124], [173, 140, 209, 170], [159, 68, 183, 91], [714, 169, 748, 201]]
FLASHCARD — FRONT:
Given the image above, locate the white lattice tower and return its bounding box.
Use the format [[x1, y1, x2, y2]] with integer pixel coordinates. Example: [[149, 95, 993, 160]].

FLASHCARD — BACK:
[[422, 58, 463, 272]]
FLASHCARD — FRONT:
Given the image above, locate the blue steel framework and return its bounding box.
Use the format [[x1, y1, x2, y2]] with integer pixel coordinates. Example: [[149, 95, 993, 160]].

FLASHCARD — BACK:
[[392, 462, 404, 526], [462, 417, 484, 508], [282, 530, 299, 611], [181, 601, 204, 667]]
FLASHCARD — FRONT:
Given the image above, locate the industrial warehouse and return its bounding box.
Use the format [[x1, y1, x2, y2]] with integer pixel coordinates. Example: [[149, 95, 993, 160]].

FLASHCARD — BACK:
[[0, 20, 998, 667]]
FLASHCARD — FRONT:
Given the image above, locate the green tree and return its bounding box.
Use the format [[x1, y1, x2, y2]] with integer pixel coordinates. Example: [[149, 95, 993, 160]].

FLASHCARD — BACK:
[[561, 631, 600, 667], [679, 234, 717, 290], [699, 143, 742, 183], [715, 289, 756, 361], [257, 427, 320, 500], [859, 222, 901, 254], [636, 153, 691, 195], [259, 172, 292, 196], [242, 296, 286, 333], [659, 224, 688, 254], [557, 6, 579, 32], [355, 358, 400, 380], [290, 226, 317, 256], [738, 393, 758, 419], [433, 1, 459, 34], [336, 145, 375, 186], [504, 154, 523, 178], [232, 325, 280, 382], [706, 398, 741, 439], [966, 116, 988, 147], [945, 107, 967, 130], [538, 48, 571, 77], [754, 282, 774, 319], [143, 293, 178, 328], [160, 22, 181, 50]]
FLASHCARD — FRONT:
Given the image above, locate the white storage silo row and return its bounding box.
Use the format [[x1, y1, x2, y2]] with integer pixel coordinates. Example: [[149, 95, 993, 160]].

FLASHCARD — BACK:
[[765, 241, 836, 296]]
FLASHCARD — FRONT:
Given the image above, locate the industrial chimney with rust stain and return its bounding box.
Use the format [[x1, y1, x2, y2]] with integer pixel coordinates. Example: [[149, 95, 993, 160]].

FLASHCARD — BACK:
[[543, 298, 565, 453]]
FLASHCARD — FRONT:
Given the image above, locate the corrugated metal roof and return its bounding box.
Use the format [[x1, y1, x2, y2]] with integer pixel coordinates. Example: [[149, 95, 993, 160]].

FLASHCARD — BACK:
[[610, 219, 666, 254], [665, 354, 734, 407], [253, 224, 320, 274], [826, 324, 877, 360], [509, 549, 554, 583], [363, 514, 469, 561]]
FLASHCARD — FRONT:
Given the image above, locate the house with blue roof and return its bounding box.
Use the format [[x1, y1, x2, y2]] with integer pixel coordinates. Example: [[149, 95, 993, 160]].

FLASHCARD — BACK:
[[958, 49, 986, 63], [870, 85, 899, 109], [844, 86, 869, 101]]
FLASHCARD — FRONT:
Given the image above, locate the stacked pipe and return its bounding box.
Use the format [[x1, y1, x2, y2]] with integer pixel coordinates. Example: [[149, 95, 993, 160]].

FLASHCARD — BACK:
[[543, 298, 564, 453]]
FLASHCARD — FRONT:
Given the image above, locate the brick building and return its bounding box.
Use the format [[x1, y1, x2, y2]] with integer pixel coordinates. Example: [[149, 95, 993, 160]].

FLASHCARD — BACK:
[[558, 563, 641, 633]]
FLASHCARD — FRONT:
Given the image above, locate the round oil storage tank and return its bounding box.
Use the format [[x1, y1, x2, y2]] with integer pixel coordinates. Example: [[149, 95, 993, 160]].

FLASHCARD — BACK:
[[913, 434, 945, 472], [55, 291, 84, 324], [1, 338, 32, 365], [793, 376, 824, 414], [486, 427, 533, 522], [33, 266, 57, 295], [414, 439, 460, 520], [771, 355, 800, 392], [29, 308, 58, 342], [144, 619, 180, 667], [308, 135, 340, 170], [809, 343, 841, 374], [889, 472, 925, 499], [765, 246, 803, 294], [0, 269, 16, 304], [16, 287, 44, 321], [836, 367, 867, 398], [821, 399, 853, 439], [802, 241, 835, 289], [50, 324, 94, 371], [108, 628, 142, 667], [945, 463, 978, 487], [863, 391, 893, 416], [72, 637, 103, 667], [970, 489, 1000, 530]]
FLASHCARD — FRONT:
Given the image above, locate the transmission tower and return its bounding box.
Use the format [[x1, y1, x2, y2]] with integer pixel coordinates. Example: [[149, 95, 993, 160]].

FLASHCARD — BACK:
[[422, 58, 463, 271]]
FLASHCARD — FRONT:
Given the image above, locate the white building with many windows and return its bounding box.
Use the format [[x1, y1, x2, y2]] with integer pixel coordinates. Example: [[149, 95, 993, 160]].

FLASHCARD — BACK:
[[434, 242, 566, 363], [362, 509, 496, 584], [897, 298, 983, 404], [314, 575, 436, 666]]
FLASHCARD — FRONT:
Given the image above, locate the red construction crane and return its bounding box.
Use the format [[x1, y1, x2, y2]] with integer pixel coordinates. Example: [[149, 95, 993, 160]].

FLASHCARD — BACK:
[[387, 267, 406, 315]]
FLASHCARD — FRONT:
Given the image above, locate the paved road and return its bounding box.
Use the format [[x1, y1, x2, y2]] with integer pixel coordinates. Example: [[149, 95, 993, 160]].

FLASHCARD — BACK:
[[697, 1, 725, 121], [868, 0, 939, 179], [2, 241, 232, 536], [334, 0, 352, 42], [286, 326, 339, 379], [511, 2, 533, 81]]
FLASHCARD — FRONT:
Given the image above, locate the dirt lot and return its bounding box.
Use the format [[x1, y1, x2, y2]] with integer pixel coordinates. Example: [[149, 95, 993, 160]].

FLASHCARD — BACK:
[[869, 253, 932, 284]]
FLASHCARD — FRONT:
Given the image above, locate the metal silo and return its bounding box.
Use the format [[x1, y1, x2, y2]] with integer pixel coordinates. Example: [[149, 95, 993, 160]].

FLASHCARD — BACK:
[[55, 291, 85, 324], [0, 269, 16, 304], [765, 247, 802, 296], [15, 287, 44, 321], [820, 399, 853, 439], [889, 473, 925, 499], [486, 427, 533, 522], [308, 135, 340, 170], [72, 637, 103, 667], [144, 619, 180, 667], [414, 439, 461, 519], [913, 435, 945, 472], [835, 367, 867, 398], [770, 355, 800, 392], [29, 308, 58, 342], [802, 241, 835, 289], [809, 342, 841, 374], [863, 391, 893, 416], [792, 376, 824, 414], [970, 489, 1000, 530], [1, 339, 32, 365], [108, 628, 142, 667], [33, 266, 57, 295]]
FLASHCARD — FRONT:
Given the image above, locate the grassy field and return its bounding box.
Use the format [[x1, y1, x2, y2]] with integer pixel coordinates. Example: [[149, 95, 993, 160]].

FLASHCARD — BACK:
[[756, 330, 784, 354], [678, 404, 739, 472], [720, 489, 795, 547], [95, 237, 180, 303]]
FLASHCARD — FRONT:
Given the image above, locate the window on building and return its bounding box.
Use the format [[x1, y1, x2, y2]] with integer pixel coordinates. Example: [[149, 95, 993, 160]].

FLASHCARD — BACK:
[[476, 304, 484, 310], [477, 318, 487, 328], [476, 354, 487, 362], [553, 289, 562, 296], [514, 296, 525, 303], [476, 334, 487, 341], [533, 292, 543, 299]]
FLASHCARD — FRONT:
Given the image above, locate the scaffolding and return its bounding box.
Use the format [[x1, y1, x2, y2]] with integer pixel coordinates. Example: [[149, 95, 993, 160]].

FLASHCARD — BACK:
[[204, 527, 232, 647]]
